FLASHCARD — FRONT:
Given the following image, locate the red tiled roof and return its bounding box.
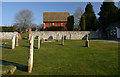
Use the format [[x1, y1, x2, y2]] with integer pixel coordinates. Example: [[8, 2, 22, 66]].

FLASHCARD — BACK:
[[43, 12, 69, 22]]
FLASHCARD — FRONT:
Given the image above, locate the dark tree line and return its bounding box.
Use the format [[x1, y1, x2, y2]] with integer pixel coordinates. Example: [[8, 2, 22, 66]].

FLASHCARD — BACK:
[[98, 1, 119, 29], [79, 1, 119, 31], [79, 2, 97, 31]]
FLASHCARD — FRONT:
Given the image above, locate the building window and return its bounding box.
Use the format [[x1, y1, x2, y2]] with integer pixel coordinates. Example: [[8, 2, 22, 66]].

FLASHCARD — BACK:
[[60, 23, 61, 26], [52, 23, 54, 26], [57, 23, 58, 27], [61, 23, 63, 26], [48, 23, 50, 27], [51, 23, 53, 26]]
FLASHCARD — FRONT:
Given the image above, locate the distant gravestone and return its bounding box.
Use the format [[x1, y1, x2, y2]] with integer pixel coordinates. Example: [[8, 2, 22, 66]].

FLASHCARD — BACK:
[[38, 36, 40, 49], [70, 34, 72, 40], [28, 36, 34, 73], [56, 34, 59, 42], [12, 35, 15, 49], [62, 35, 64, 46], [85, 34, 89, 47]]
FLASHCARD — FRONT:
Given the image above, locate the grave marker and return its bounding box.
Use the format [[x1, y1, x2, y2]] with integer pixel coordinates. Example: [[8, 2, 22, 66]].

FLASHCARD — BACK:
[[62, 35, 64, 46], [70, 34, 72, 40], [12, 35, 15, 49], [85, 34, 89, 47], [38, 36, 40, 49], [56, 34, 59, 42], [28, 36, 34, 73]]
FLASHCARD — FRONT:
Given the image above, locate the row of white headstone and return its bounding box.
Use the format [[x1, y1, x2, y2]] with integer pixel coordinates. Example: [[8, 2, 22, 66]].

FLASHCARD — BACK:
[[28, 34, 89, 73], [28, 35, 65, 73], [12, 35, 19, 49]]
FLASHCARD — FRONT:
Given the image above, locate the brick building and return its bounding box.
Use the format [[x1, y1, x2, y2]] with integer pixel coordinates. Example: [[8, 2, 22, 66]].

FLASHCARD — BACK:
[[43, 12, 69, 28]]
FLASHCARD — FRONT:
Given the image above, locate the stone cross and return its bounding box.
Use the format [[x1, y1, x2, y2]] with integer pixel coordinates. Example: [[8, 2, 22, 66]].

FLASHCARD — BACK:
[[62, 35, 64, 46], [16, 35, 19, 46], [38, 36, 41, 49], [12, 35, 16, 49], [28, 36, 34, 73], [85, 34, 89, 47]]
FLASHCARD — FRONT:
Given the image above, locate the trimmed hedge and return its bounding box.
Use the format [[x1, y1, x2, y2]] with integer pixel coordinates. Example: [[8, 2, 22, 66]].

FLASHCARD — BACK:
[[0, 26, 16, 32]]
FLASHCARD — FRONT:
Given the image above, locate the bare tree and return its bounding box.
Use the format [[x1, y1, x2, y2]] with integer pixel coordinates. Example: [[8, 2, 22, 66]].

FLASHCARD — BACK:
[[74, 7, 84, 29], [37, 24, 44, 31], [15, 9, 33, 32], [31, 24, 37, 28]]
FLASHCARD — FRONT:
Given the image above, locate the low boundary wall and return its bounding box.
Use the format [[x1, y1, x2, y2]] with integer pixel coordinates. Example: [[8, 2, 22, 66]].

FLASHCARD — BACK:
[[0, 32, 18, 39], [31, 31, 101, 40]]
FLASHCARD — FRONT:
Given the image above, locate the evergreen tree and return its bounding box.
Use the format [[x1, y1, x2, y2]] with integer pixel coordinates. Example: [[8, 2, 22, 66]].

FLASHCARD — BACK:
[[66, 16, 74, 31], [98, 0, 119, 29], [118, 6, 120, 21], [80, 15, 86, 31], [79, 2, 97, 31], [118, 1, 120, 21]]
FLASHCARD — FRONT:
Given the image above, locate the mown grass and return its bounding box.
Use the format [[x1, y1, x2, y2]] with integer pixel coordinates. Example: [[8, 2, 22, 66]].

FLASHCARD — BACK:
[[2, 38, 118, 75]]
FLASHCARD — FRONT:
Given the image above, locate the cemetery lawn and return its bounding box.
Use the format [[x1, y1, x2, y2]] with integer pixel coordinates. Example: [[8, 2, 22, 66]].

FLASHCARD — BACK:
[[2, 39, 118, 75]]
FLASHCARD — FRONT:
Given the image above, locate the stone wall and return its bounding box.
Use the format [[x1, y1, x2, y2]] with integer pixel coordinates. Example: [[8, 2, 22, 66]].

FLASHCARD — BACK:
[[0, 32, 18, 39], [31, 31, 101, 40]]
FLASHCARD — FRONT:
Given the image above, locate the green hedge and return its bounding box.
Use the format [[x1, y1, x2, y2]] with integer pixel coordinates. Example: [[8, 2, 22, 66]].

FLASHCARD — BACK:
[[44, 26, 65, 31], [1, 26, 16, 32]]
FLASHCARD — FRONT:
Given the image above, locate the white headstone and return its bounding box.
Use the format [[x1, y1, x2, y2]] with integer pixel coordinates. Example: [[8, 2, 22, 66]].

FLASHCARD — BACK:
[[28, 36, 34, 73], [12, 35, 16, 49], [62, 35, 64, 45], [38, 36, 40, 49]]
